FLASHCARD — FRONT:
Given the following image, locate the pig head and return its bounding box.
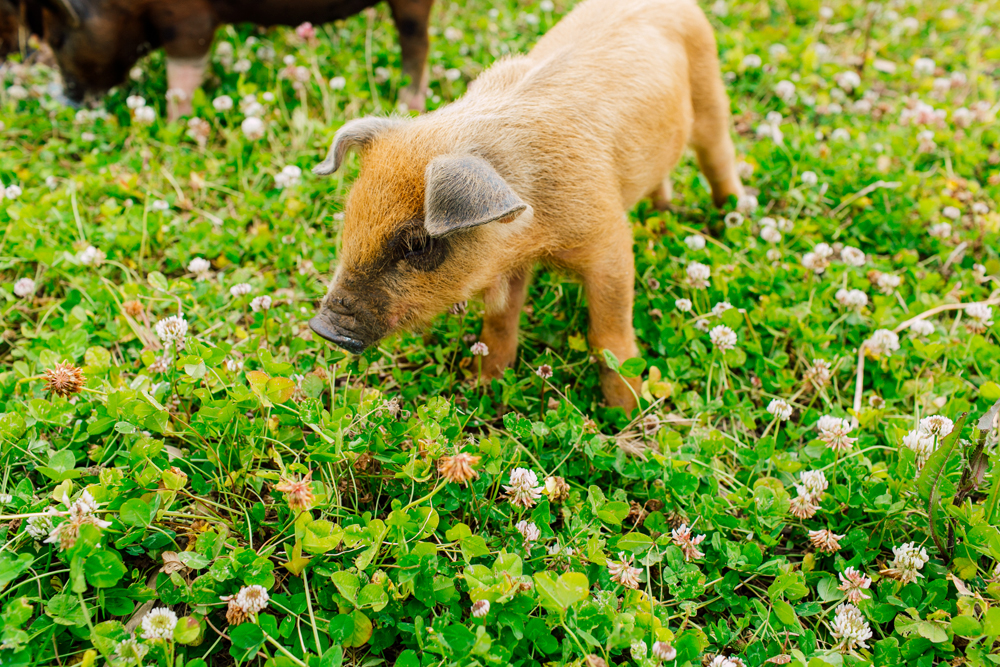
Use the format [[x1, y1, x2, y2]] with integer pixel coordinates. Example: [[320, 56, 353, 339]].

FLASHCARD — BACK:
[[309, 117, 531, 353]]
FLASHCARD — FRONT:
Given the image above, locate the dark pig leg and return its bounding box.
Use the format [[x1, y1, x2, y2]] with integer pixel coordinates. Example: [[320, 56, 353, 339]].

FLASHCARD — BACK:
[[386, 0, 432, 111]]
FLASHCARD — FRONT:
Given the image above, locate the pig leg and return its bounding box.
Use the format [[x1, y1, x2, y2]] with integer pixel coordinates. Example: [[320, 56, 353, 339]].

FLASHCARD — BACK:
[[580, 224, 641, 413], [651, 177, 673, 211], [165, 55, 207, 121], [387, 0, 432, 111], [478, 268, 531, 380]]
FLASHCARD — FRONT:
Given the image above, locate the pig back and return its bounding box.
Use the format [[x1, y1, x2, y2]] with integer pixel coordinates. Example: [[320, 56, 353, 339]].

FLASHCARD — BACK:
[[211, 0, 381, 27]]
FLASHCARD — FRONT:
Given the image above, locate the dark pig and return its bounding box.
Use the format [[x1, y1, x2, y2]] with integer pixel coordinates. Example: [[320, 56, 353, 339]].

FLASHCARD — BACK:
[[22, 0, 433, 118]]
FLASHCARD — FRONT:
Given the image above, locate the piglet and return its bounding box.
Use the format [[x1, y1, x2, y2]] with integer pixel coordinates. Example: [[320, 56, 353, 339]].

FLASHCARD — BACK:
[[311, 0, 744, 412]]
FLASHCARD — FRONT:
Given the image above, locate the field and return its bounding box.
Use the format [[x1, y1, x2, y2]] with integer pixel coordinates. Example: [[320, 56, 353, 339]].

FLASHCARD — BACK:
[[1, 0, 999, 665]]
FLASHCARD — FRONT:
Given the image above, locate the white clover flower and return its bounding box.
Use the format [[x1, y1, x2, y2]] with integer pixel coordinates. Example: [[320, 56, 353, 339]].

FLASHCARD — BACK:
[[724, 211, 744, 228], [329, 76, 347, 90], [115, 637, 149, 664], [761, 226, 781, 243], [712, 301, 733, 317], [5, 85, 28, 100], [187, 257, 211, 275], [769, 43, 788, 58], [445, 68, 462, 82], [686, 262, 712, 289], [840, 246, 866, 266], [212, 95, 234, 112], [767, 398, 793, 421], [953, 107, 974, 128], [140, 607, 178, 641], [838, 567, 872, 603], [13, 277, 35, 298], [134, 106, 156, 124], [903, 429, 936, 468], [887, 542, 929, 584], [971, 202, 989, 215], [803, 358, 832, 388], [775, 80, 796, 102], [631, 639, 648, 661], [913, 57, 936, 77], [800, 470, 828, 498], [766, 248, 782, 262], [274, 165, 302, 189], [835, 288, 868, 310], [470, 341, 489, 356], [234, 585, 269, 613], [250, 295, 272, 312], [801, 170, 818, 186], [817, 415, 856, 452], [831, 603, 872, 651], [802, 252, 829, 274], [241, 117, 266, 140], [516, 520, 541, 543], [155, 315, 189, 348], [831, 128, 850, 141], [151, 200, 169, 211], [126, 95, 146, 109], [919, 415, 954, 438], [874, 272, 901, 294], [5, 184, 22, 199], [836, 71, 861, 92], [966, 303, 994, 332], [737, 194, 758, 213], [742, 54, 762, 68], [675, 298, 693, 313], [685, 234, 706, 250], [928, 222, 951, 239], [671, 523, 706, 561], [79, 246, 106, 266], [26, 512, 55, 540], [608, 552, 643, 589], [230, 283, 253, 298], [942, 206, 961, 220], [866, 329, 900, 357], [909, 319, 935, 337], [709, 325, 737, 351], [504, 468, 543, 508], [653, 642, 677, 661], [471, 599, 490, 618], [444, 26, 463, 41], [539, 0, 554, 10]]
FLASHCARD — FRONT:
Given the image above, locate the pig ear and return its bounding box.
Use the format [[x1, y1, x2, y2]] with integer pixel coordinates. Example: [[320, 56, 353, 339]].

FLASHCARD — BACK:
[[313, 117, 403, 176], [424, 155, 528, 238]]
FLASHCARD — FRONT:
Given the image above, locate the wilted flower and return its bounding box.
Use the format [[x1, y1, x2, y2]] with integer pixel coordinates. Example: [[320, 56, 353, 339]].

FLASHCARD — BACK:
[[230, 283, 253, 298], [709, 325, 737, 351], [767, 399, 793, 421], [44, 362, 86, 398], [516, 520, 541, 543], [838, 566, 872, 603], [13, 277, 35, 298], [675, 298, 693, 313], [155, 315, 189, 348], [543, 475, 570, 503], [724, 211, 744, 228], [241, 117, 266, 140], [250, 296, 272, 312], [275, 165, 302, 188], [685, 234, 706, 250], [471, 599, 490, 618], [789, 492, 818, 519], [803, 358, 832, 389], [831, 603, 872, 652], [535, 364, 553, 379], [835, 288, 868, 310], [233, 585, 269, 615], [766, 656, 792, 665], [470, 341, 489, 356], [883, 542, 929, 584], [866, 329, 900, 358], [275, 471, 314, 511], [808, 529, 844, 553], [607, 552, 642, 589], [671, 523, 706, 560], [504, 468, 543, 508], [186, 117, 211, 146], [438, 452, 481, 485], [122, 300, 144, 318], [140, 607, 178, 641], [686, 262, 712, 289]]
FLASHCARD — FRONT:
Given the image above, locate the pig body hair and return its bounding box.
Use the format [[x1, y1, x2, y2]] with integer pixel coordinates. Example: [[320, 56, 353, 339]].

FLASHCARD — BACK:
[[315, 0, 743, 410]]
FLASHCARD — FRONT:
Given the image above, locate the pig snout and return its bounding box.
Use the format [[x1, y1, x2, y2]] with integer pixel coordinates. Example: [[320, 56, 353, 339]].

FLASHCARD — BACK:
[[309, 293, 388, 355]]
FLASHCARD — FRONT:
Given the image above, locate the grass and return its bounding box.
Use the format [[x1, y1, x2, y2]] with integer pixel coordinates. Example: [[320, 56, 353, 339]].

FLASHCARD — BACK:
[[0, 0, 999, 665]]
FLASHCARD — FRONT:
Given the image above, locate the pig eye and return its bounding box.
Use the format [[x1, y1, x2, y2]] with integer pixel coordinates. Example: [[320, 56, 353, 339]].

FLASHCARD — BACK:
[[403, 233, 434, 260], [396, 227, 446, 271]]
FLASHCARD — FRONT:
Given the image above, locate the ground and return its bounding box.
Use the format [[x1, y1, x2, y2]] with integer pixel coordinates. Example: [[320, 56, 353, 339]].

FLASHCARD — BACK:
[[0, 0, 999, 666]]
